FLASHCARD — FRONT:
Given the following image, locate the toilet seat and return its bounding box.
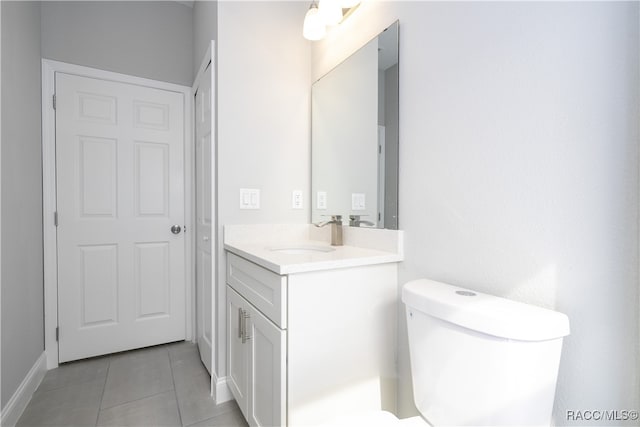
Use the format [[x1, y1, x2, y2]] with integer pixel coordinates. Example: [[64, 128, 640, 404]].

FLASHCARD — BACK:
[[321, 411, 428, 426]]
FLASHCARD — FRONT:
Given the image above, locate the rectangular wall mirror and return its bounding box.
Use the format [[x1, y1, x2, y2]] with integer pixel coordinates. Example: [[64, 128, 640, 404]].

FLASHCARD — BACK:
[[311, 21, 399, 229]]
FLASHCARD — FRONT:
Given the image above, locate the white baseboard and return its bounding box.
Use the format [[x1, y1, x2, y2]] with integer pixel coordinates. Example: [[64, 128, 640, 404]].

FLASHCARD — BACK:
[[1, 352, 47, 427], [212, 373, 233, 404]]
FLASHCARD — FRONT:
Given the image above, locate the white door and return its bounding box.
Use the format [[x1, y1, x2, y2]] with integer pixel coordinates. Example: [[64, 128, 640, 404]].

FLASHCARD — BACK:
[[56, 72, 186, 363], [195, 62, 214, 374]]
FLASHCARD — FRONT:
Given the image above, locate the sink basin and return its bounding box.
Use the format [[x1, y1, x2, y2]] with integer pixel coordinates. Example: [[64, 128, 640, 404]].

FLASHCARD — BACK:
[[268, 245, 336, 255]]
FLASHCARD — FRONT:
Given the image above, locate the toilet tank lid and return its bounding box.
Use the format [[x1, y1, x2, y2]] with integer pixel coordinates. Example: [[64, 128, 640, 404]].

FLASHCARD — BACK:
[[402, 279, 570, 341]]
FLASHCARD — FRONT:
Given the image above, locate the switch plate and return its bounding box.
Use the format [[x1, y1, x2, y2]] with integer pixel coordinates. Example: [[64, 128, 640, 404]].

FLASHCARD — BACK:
[[352, 193, 366, 210], [317, 191, 327, 210], [240, 188, 260, 209], [292, 190, 303, 209]]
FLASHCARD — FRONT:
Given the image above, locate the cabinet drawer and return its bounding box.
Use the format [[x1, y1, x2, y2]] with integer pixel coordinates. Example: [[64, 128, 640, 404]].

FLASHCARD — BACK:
[[227, 253, 287, 328]]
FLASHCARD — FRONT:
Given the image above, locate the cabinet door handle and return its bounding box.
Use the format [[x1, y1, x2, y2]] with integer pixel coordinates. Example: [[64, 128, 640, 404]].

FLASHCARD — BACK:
[[242, 310, 251, 344], [238, 307, 243, 339]]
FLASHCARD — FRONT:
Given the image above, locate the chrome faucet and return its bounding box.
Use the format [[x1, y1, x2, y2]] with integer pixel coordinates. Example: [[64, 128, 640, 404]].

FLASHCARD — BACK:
[[313, 215, 343, 246], [349, 215, 376, 228]]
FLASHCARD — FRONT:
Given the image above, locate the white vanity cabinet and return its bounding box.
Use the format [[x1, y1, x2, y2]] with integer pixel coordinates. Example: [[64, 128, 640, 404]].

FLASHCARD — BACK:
[[225, 250, 399, 427], [227, 254, 287, 427]]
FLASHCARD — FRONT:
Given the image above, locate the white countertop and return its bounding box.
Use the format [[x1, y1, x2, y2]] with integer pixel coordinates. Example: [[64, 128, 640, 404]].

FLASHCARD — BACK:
[[224, 240, 403, 274], [223, 224, 404, 275]]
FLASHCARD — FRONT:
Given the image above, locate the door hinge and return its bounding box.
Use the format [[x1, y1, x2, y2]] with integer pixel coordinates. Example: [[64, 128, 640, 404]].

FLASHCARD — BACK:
[[54, 211, 58, 227], [55, 327, 59, 342], [53, 94, 56, 110]]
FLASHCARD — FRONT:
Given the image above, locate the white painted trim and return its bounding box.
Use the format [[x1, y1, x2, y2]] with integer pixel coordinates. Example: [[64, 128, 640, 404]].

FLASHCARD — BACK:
[[0, 352, 47, 427], [213, 373, 234, 404], [0, 0, 3, 410], [41, 59, 195, 368], [41, 59, 58, 369]]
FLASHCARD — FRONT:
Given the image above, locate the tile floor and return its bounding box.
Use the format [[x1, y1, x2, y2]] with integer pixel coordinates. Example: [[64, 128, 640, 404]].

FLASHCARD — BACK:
[[17, 341, 248, 427]]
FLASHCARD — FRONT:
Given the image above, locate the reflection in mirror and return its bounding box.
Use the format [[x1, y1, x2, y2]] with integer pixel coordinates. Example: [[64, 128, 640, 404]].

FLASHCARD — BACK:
[[311, 21, 399, 229]]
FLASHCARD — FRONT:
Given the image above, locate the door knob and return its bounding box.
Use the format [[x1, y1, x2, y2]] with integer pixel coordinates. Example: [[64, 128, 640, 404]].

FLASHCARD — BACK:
[[171, 225, 182, 234]]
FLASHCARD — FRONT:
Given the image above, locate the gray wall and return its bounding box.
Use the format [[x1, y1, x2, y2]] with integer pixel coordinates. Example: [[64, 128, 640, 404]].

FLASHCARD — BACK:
[[41, 1, 194, 86], [1, 0, 44, 410], [313, 1, 639, 424], [193, 0, 217, 73]]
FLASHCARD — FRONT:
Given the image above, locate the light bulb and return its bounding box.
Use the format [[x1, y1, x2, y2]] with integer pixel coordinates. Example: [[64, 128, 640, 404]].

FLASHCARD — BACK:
[[318, 0, 343, 26], [303, 4, 326, 41]]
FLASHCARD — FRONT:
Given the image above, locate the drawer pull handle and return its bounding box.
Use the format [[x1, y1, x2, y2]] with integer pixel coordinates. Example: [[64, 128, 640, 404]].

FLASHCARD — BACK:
[[242, 310, 251, 343], [238, 307, 243, 339]]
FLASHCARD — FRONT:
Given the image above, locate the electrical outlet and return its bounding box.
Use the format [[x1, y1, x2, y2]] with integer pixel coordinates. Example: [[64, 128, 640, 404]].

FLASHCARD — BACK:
[[292, 190, 303, 209], [317, 191, 327, 210], [352, 193, 366, 210]]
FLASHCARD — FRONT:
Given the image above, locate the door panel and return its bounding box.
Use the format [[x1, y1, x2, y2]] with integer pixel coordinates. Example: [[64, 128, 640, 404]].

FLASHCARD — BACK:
[[195, 62, 214, 373], [247, 303, 286, 427], [56, 72, 186, 362], [135, 242, 170, 318], [227, 287, 249, 418], [79, 244, 118, 327]]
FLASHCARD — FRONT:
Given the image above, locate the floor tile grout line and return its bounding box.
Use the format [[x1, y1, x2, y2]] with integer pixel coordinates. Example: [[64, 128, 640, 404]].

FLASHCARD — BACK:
[[100, 350, 175, 411], [94, 356, 112, 426], [98, 347, 176, 411], [168, 350, 185, 427], [99, 388, 177, 412], [183, 415, 217, 427], [33, 373, 109, 396], [98, 354, 176, 411]]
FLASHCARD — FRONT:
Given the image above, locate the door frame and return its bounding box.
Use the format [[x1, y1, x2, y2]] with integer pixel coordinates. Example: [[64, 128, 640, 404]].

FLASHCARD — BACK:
[[41, 59, 194, 369]]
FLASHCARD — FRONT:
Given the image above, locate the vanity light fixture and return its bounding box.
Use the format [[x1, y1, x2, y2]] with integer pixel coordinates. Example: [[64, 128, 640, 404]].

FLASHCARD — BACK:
[[319, 0, 343, 26], [303, 0, 361, 41], [303, 2, 326, 41]]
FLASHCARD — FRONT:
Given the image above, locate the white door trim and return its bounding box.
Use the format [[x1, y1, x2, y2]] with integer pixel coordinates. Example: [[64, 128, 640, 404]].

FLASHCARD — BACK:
[[42, 59, 194, 369]]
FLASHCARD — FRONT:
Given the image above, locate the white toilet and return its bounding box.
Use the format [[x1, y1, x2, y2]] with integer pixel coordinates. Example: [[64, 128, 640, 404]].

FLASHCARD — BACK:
[[327, 279, 570, 426]]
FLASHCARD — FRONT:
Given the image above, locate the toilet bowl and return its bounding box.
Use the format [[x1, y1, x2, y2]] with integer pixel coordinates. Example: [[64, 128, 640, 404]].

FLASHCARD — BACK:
[[325, 279, 570, 427]]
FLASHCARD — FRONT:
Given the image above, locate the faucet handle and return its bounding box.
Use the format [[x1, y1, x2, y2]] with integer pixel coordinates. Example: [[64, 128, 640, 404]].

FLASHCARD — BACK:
[[314, 214, 343, 228], [349, 214, 375, 227]]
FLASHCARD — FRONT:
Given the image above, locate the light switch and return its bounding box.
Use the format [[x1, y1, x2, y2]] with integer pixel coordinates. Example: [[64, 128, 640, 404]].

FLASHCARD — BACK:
[[240, 188, 260, 209], [317, 191, 327, 210], [352, 193, 366, 210], [292, 190, 303, 209]]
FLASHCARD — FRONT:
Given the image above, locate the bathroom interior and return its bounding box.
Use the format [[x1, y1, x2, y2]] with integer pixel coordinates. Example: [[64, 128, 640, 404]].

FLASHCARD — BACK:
[[1, 0, 639, 426]]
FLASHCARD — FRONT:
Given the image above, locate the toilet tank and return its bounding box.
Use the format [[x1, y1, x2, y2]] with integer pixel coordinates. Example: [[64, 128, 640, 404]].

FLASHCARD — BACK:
[[402, 279, 570, 427]]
